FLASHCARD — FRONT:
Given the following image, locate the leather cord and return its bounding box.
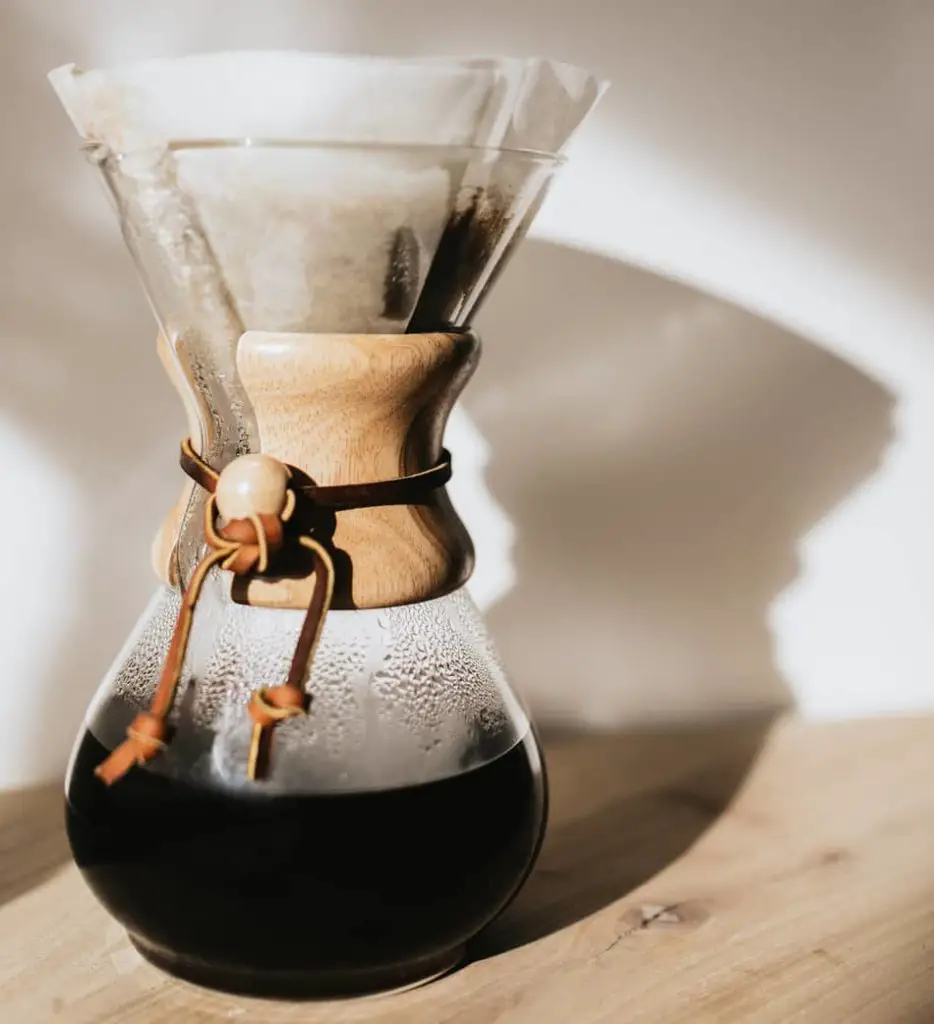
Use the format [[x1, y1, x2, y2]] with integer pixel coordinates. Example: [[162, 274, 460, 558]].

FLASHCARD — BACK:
[[179, 437, 452, 510], [95, 438, 452, 786]]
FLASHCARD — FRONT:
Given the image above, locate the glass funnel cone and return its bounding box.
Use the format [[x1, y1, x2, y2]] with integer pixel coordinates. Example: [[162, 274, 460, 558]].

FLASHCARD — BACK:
[[85, 139, 563, 582]]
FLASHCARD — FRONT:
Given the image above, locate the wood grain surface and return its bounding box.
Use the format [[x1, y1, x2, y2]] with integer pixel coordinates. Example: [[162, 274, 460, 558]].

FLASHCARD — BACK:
[[2, 715, 933, 1023]]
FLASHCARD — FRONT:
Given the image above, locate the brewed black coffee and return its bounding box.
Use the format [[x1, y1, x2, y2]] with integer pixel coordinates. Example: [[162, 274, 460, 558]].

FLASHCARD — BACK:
[[66, 725, 545, 997]]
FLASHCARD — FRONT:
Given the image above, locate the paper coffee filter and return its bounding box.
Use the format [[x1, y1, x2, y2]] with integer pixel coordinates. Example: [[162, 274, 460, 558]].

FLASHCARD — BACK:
[[48, 51, 606, 155], [416, 55, 608, 155], [174, 146, 452, 333]]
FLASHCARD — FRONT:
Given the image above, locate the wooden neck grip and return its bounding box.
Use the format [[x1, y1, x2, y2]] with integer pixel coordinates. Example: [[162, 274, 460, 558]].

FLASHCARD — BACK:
[[236, 330, 478, 610], [152, 330, 479, 609]]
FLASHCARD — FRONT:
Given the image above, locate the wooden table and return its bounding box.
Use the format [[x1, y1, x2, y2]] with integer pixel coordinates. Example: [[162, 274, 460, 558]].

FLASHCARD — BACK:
[[1, 715, 932, 1023]]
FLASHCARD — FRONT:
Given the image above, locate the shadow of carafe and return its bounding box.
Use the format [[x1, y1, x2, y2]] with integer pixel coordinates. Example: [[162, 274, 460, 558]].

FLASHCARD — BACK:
[[470, 240, 895, 728], [463, 240, 894, 952], [473, 714, 775, 956], [0, 785, 70, 908]]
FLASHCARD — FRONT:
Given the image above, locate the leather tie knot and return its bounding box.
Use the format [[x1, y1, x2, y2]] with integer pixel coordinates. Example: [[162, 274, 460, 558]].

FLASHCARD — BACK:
[[95, 711, 169, 784], [126, 712, 168, 756], [248, 685, 307, 730], [213, 513, 286, 575]]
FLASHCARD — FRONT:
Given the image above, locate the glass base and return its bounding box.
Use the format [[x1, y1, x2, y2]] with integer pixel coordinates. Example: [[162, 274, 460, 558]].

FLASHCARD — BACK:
[[131, 935, 465, 999]]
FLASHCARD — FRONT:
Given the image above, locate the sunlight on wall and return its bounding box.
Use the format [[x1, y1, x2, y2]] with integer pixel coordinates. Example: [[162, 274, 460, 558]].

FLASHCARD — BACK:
[[0, 420, 80, 787], [446, 404, 516, 613]]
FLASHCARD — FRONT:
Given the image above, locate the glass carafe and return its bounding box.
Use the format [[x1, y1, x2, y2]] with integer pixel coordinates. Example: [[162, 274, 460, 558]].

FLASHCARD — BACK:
[[50, 53, 605, 998]]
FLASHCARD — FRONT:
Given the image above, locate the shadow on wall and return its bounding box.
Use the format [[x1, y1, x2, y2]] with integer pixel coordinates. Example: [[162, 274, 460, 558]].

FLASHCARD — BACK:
[[471, 240, 895, 728]]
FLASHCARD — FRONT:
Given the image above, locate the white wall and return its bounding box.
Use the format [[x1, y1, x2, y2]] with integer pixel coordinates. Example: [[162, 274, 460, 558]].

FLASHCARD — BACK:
[[1, 0, 931, 786]]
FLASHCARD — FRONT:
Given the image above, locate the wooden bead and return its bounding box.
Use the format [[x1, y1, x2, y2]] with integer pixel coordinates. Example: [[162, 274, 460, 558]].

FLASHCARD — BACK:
[[215, 454, 290, 521]]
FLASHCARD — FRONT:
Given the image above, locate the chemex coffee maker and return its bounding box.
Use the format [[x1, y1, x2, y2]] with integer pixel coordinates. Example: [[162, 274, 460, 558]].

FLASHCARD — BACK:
[[50, 51, 605, 997]]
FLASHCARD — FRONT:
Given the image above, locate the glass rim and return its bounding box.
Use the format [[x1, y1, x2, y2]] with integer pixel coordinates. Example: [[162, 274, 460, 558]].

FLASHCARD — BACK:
[[81, 137, 567, 167]]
